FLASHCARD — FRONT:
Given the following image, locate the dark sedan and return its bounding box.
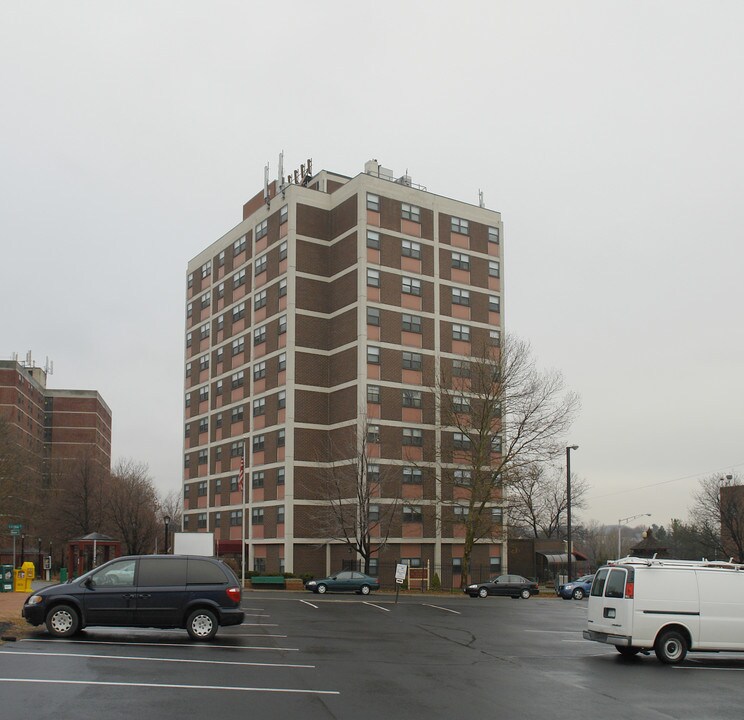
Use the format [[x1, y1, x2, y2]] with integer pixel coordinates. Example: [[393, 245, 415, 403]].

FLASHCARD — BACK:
[[305, 571, 380, 595], [465, 574, 539, 599]]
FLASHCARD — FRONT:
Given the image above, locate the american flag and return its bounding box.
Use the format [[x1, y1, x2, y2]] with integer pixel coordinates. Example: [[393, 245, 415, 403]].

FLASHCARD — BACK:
[[237, 455, 245, 492]]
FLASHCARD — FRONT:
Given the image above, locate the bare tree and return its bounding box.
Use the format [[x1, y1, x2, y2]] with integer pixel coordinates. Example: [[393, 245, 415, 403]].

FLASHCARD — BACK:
[[305, 420, 400, 574], [692, 473, 744, 561], [506, 463, 588, 539], [436, 336, 579, 587], [107, 459, 160, 555], [574, 520, 616, 568]]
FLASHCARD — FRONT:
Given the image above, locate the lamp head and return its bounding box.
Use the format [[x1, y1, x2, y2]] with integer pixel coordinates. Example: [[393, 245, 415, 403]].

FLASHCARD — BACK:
[[568, 444, 579, 451], [164, 515, 171, 525]]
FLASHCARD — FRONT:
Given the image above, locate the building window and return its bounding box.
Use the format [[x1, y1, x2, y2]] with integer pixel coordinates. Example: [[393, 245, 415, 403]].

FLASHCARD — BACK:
[[489, 260, 500, 278], [254, 290, 267, 310], [453, 432, 471, 449], [367, 346, 381, 364], [216, 346, 224, 363], [369, 504, 380, 522], [277, 468, 285, 485], [233, 235, 247, 256], [451, 217, 469, 235], [454, 468, 472, 485], [277, 429, 285, 447], [403, 506, 422, 522], [252, 471, 264, 488], [217, 282, 225, 299], [230, 441, 244, 457], [488, 226, 500, 244], [403, 467, 422, 484], [232, 302, 246, 321], [277, 506, 285, 524], [199, 323, 210, 340], [367, 464, 380, 481], [367, 193, 380, 211], [454, 505, 470, 519], [186, 302, 193, 318], [215, 413, 223, 428], [253, 557, 265, 573], [278, 278, 287, 297], [367, 307, 380, 326], [198, 451, 207, 466], [490, 556, 502, 574], [231, 371, 244, 389], [402, 276, 421, 296], [184, 423, 190, 438], [253, 326, 266, 346], [230, 510, 243, 526], [252, 398, 265, 416], [278, 353, 286, 371], [402, 389, 422, 408], [185, 362, 192, 378], [401, 203, 420, 222], [367, 424, 380, 444], [253, 361, 266, 380], [490, 329, 501, 347], [367, 269, 380, 288], [453, 359, 470, 377], [233, 268, 246, 289], [402, 314, 422, 333], [402, 351, 422, 371], [198, 480, 207, 495], [367, 385, 381, 404], [452, 395, 470, 413], [489, 295, 501, 313], [280, 204, 288, 224], [452, 324, 470, 342], [452, 288, 470, 306], [366, 230, 380, 249], [216, 315, 224, 331], [279, 241, 288, 261], [231, 406, 244, 423], [215, 379, 223, 396], [198, 386, 209, 402], [253, 435, 265, 452], [187, 273, 194, 289], [451, 252, 470, 270], [278, 390, 286, 409], [278, 315, 287, 335], [201, 261, 211, 279], [492, 507, 503, 523], [255, 219, 268, 240], [402, 239, 421, 259], [185, 392, 192, 408], [214, 512, 221, 528], [491, 435, 502, 453], [198, 418, 208, 434], [255, 254, 267, 275], [201, 292, 210, 308], [402, 428, 423, 446], [186, 332, 193, 348], [230, 476, 239, 492], [232, 337, 245, 356], [197, 513, 207, 529], [184, 454, 190, 468], [215, 479, 222, 494], [452, 557, 462, 573], [252, 508, 264, 525]]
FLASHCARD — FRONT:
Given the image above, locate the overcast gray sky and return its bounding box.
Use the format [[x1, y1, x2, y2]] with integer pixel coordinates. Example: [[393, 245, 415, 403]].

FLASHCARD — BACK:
[[2, 1, 742, 528]]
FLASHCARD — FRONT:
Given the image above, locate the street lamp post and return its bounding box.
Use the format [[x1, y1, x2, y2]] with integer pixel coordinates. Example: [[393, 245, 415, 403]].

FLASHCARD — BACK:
[[566, 445, 579, 582], [164, 515, 171, 555], [617, 513, 651, 559]]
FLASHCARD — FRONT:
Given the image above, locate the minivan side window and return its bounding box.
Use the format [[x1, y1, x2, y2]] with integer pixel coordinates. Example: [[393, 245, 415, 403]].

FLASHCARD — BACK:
[[605, 569, 626, 598], [138, 558, 187, 587], [187, 559, 228, 584], [92, 559, 136, 587], [591, 568, 609, 597]]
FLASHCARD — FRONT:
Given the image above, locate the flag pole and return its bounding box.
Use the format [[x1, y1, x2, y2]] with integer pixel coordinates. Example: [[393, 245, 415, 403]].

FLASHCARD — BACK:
[[240, 444, 246, 589]]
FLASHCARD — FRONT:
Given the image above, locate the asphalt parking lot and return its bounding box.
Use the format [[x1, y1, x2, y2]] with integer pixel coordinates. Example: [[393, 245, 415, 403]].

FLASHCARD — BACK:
[[2, 592, 743, 719]]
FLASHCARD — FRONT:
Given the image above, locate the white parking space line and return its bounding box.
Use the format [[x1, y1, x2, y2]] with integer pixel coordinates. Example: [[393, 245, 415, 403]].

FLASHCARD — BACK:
[[223, 633, 288, 638], [241, 614, 271, 618], [300, 600, 318, 609], [237, 623, 278, 627], [20, 639, 298, 651], [0, 678, 339, 695], [422, 604, 461, 615], [675, 666, 744, 671], [0, 650, 313, 668], [363, 602, 390, 612]]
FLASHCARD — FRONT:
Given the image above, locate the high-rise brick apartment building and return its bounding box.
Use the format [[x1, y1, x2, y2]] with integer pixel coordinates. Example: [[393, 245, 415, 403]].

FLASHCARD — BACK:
[[183, 159, 504, 584]]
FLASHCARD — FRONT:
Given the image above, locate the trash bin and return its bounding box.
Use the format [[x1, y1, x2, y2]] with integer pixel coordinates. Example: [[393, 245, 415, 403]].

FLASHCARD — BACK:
[[0, 564, 12, 592], [59, 567, 68, 583]]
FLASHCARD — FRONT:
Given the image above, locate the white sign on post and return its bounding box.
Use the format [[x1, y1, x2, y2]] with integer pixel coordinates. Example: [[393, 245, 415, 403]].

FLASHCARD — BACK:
[[395, 563, 408, 585]]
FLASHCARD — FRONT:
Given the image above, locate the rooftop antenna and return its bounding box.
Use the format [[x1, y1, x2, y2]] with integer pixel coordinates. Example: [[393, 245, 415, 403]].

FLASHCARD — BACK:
[[44, 357, 54, 375], [263, 162, 270, 207], [26, 350, 32, 366], [478, 189, 485, 208], [278, 151, 285, 197]]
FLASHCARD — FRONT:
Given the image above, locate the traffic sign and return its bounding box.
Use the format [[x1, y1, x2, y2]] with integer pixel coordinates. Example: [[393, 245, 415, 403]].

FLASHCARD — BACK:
[[395, 563, 408, 585], [8, 524, 22, 536]]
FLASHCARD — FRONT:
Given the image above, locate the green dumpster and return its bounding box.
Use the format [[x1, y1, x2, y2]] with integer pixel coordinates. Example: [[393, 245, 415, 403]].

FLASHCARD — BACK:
[[0, 564, 12, 592], [59, 567, 68, 583]]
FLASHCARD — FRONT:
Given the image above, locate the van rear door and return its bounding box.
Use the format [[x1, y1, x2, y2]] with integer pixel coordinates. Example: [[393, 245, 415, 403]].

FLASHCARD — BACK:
[[587, 566, 632, 640]]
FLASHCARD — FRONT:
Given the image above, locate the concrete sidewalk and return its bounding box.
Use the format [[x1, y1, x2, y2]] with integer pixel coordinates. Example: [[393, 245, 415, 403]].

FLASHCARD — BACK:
[[0, 580, 55, 622]]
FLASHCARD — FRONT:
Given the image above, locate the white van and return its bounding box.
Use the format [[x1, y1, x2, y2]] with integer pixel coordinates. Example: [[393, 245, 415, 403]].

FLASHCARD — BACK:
[[584, 556, 744, 664]]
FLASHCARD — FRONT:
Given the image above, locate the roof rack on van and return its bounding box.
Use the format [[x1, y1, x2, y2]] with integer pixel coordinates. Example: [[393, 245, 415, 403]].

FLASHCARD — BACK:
[[609, 556, 744, 570]]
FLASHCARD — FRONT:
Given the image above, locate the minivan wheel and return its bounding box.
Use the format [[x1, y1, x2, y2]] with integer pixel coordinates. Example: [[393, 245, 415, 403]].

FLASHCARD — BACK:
[[187, 609, 218, 641], [520, 588, 531, 599], [654, 629, 688, 664], [478, 587, 488, 598], [46, 604, 80, 638], [317, 584, 327, 594], [360, 584, 371, 595], [572, 588, 585, 600]]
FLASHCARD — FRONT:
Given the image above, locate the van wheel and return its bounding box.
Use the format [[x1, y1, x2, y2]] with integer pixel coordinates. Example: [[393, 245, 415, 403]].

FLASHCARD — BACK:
[[616, 646, 641, 657], [46, 604, 80, 638], [654, 629, 688, 664], [187, 609, 218, 641]]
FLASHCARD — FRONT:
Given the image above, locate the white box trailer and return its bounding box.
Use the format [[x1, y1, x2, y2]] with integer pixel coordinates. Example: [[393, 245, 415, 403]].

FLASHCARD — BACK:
[[173, 532, 215, 557], [584, 556, 744, 663]]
